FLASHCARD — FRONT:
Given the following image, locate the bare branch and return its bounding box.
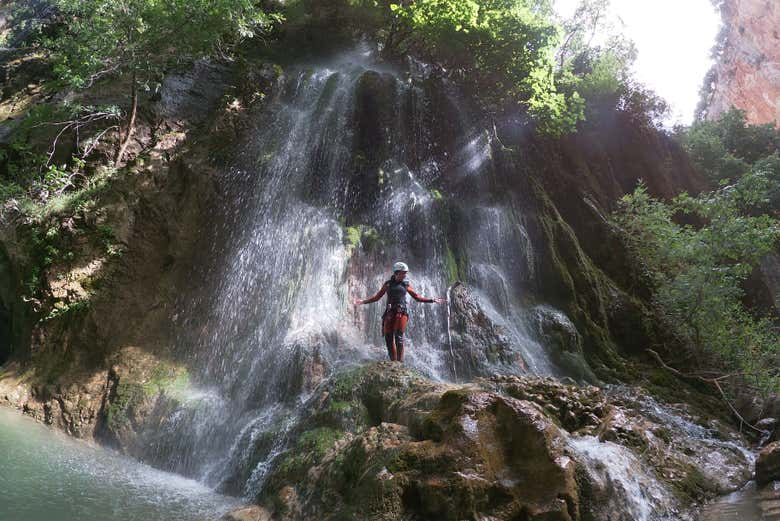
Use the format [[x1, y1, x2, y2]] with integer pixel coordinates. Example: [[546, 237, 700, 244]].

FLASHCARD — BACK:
[[85, 63, 122, 88], [81, 125, 119, 158], [646, 349, 769, 436]]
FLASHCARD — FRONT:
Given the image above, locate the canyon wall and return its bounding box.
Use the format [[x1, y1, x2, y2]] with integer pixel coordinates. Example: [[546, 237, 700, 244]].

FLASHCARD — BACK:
[[703, 0, 780, 124]]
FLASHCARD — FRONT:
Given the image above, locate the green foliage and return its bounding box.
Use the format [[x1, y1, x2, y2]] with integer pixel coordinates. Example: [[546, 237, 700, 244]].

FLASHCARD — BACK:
[[677, 108, 780, 186], [753, 153, 780, 209], [2, 105, 64, 190], [44, 299, 91, 320], [96, 224, 125, 258], [46, 0, 281, 90], [1, 103, 119, 207], [616, 179, 780, 392], [387, 0, 585, 134], [554, 1, 666, 126], [343, 224, 381, 256], [0, 2, 49, 47], [39, 0, 282, 167]]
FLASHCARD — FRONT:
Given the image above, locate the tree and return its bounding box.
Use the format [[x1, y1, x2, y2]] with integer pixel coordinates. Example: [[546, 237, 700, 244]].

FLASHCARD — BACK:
[[46, 0, 280, 165], [556, 0, 610, 69], [552, 0, 663, 126], [677, 108, 780, 185], [386, 0, 585, 135], [616, 176, 779, 393]]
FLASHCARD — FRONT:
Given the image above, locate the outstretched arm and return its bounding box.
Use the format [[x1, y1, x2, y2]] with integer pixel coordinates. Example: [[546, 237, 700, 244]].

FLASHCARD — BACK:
[[354, 283, 388, 305], [408, 286, 445, 304]]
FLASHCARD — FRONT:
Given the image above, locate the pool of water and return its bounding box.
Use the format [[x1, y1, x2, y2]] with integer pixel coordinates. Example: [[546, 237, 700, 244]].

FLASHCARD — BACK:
[[0, 406, 241, 521], [702, 481, 780, 521]]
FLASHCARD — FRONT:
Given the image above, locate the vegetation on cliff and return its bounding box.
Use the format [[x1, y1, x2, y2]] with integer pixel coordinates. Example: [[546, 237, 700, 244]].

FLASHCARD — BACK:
[[617, 177, 779, 392], [1, 2, 776, 517], [677, 108, 780, 207], [615, 108, 780, 395], [0, 0, 641, 208]]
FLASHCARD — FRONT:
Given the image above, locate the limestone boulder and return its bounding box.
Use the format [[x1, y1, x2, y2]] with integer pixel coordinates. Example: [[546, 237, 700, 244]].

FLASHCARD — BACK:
[[757, 441, 780, 486]]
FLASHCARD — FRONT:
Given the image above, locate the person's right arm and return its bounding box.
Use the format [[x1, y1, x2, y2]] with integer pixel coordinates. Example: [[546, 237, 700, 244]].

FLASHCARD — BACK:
[[353, 283, 388, 305]]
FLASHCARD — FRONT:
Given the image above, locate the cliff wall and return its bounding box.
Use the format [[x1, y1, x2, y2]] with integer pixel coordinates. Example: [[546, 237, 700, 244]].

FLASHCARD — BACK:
[[703, 0, 780, 124]]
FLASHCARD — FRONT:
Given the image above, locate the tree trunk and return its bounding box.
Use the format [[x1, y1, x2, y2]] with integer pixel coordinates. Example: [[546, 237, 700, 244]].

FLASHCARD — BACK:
[[115, 71, 138, 167]]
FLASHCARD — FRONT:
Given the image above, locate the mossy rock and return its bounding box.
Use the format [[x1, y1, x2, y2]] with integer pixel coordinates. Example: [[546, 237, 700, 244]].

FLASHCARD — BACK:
[[104, 380, 145, 432], [343, 224, 382, 257]]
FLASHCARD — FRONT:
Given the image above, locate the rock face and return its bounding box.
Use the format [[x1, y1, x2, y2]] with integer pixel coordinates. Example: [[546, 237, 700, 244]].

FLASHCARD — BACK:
[[255, 362, 752, 521], [703, 0, 780, 124], [220, 506, 273, 521], [0, 28, 747, 519], [756, 441, 780, 486], [446, 283, 520, 377]]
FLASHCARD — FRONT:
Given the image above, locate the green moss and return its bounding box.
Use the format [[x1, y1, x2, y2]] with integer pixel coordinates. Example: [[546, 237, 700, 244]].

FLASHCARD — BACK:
[[647, 368, 678, 389], [444, 245, 459, 285], [329, 400, 352, 414], [144, 362, 191, 398], [330, 512, 359, 521], [670, 465, 711, 503], [343, 224, 382, 257], [105, 381, 144, 431], [421, 389, 470, 441], [274, 427, 344, 484], [345, 226, 362, 250], [330, 366, 367, 401], [298, 427, 344, 459], [276, 452, 309, 480]]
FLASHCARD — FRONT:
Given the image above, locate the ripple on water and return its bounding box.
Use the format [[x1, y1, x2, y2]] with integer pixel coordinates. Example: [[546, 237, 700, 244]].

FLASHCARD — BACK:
[[702, 481, 780, 521], [0, 407, 241, 521]]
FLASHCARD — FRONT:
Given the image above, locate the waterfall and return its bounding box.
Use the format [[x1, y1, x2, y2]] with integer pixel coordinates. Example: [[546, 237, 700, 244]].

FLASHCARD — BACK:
[[568, 436, 678, 521], [143, 46, 562, 499]]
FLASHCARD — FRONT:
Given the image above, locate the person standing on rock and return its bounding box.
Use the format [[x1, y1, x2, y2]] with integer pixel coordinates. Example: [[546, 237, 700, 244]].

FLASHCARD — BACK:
[[352, 261, 446, 362]]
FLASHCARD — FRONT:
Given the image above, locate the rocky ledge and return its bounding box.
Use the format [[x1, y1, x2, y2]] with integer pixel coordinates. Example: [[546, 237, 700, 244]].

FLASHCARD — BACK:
[[219, 362, 753, 521]]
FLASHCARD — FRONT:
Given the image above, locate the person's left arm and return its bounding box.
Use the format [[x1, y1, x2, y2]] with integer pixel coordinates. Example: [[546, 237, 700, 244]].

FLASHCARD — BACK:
[[407, 286, 445, 304]]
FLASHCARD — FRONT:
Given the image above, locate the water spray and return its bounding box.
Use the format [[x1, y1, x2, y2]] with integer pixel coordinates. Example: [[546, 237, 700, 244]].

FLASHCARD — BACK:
[[445, 281, 462, 381]]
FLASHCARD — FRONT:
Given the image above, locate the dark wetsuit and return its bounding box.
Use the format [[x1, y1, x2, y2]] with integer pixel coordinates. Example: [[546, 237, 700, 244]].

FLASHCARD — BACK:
[[362, 276, 434, 361]]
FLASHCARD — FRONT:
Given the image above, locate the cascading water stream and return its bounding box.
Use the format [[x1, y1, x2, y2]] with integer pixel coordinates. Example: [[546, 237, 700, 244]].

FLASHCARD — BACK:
[[134, 46, 611, 501], [0, 44, 758, 521], [91, 48, 754, 521], [445, 281, 458, 380]]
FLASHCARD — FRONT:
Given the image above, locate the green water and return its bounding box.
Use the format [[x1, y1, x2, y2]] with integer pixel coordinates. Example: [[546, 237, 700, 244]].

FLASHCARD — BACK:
[[0, 406, 241, 521]]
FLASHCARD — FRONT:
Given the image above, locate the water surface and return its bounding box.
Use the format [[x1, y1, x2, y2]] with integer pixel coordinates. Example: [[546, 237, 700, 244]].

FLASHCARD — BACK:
[[0, 406, 240, 521], [702, 481, 779, 521]]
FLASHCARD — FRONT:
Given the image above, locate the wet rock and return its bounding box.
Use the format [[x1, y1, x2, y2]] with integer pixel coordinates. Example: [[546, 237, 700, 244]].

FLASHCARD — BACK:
[[531, 305, 581, 352], [757, 417, 778, 444], [447, 283, 520, 377], [220, 505, 273, 521], [486, 374, 607, 434], [756, 441, 780, 486], [348, 70, 399, 211], [258, 364, 748, 521], [529, 305, 597, 383], [264, 370, 580, 521]]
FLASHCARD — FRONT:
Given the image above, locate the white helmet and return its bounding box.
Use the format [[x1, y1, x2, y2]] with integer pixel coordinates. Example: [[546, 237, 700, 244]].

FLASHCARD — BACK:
[[392, 261, 409, 273]]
